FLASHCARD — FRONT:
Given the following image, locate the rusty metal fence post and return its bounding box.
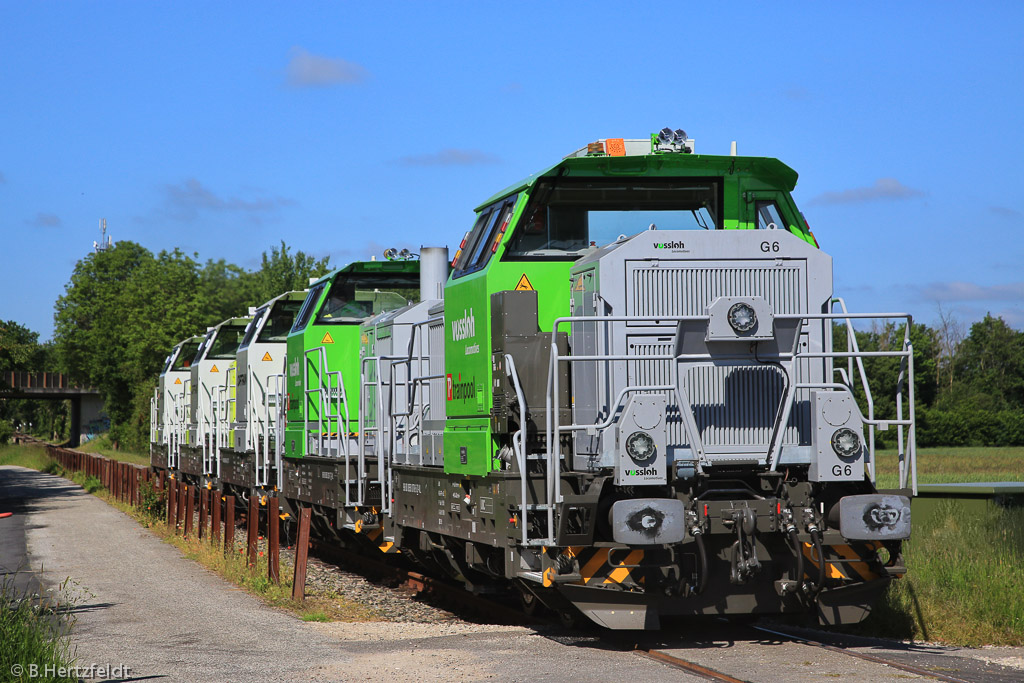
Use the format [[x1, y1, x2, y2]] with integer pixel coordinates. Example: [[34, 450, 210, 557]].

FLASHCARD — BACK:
[[212, 493, 222, 546], [224, 495, 235, 555], [291, 507, 311, 601], [167, 480, 177, 530], [247, 496, 259, 569], [268, 497, 280, 584], [184, 485, 194, 537], [198, 489, 208, 540]]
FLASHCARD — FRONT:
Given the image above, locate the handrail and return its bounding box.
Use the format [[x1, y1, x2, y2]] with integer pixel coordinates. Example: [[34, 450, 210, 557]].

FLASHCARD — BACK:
[[356, 314, 442, 516], [832, 297, 878, 482], [504, 354, 529, 545], [303, 346, 354, 460], [544, 309, 918, 509]]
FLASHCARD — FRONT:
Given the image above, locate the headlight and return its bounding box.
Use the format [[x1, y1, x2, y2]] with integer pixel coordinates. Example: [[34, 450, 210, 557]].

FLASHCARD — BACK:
[[727, 302, 757, 333], [625, 431, 657, 465], [832, 427, 861, 457]]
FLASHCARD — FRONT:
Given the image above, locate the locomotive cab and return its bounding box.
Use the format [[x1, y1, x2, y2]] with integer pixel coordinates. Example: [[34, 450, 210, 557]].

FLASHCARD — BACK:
[[215, 290, 307, 492], [150, 335, 202, 470], [282, 259, 422, 461], [181, 315, 252, 483]]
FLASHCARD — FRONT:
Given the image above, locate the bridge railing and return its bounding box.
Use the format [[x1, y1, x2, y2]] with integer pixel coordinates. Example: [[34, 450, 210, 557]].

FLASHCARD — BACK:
[[3, 371, 94, 391]]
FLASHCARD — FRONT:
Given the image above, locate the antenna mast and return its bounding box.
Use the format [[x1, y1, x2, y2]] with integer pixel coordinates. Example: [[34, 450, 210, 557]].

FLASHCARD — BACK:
[[93, 218, 113, 252]]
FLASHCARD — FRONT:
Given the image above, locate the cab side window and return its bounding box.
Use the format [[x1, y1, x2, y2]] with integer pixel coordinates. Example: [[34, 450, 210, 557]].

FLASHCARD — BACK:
[[291, 282, 327, 333], [755, 200, 788, 231], [452, 194, 518, 279]]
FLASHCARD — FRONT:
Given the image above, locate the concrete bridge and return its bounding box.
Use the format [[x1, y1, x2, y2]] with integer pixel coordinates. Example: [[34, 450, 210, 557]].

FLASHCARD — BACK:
[[1, 371, 105, 447]]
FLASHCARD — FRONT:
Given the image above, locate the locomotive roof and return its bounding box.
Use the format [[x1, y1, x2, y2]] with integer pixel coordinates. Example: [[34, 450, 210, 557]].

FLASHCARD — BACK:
[[475, 150, 799, 211], [309, 257, 420, 288]]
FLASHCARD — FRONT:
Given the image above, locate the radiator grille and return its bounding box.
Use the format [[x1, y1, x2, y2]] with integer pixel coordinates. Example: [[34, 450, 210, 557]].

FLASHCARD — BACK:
[[684, 365, 807, 447], [427, 318, 446, 422], [630, 263, 805, 317], [627, 338, 808, 449]]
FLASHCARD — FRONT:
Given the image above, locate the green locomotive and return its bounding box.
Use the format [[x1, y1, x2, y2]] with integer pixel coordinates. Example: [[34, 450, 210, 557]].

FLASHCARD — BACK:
[[154, 129, 917, 629]]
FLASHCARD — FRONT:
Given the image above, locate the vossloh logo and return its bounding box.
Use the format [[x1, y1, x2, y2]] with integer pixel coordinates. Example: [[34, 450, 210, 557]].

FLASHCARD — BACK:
[[624, 467, 659, 477], [654, 241, 686, 250], [451, 308, 475, 342]]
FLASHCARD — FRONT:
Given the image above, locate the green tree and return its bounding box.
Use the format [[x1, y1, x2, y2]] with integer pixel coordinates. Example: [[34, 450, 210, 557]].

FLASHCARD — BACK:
[[53, 241, 154, 429], [246, 241, 331, 304], [0, 321, 67, 441], [953, 314, 1024, 410], [52, 240, 327, 451], [0, 320, 42, 377]]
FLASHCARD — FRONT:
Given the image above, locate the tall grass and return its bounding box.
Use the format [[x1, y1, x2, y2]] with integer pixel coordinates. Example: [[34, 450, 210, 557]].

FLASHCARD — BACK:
[[75, 434, 150, 465], [0, 444, 56, 471], [861, 500, 1024, 645], [0, 576, 79, 683]]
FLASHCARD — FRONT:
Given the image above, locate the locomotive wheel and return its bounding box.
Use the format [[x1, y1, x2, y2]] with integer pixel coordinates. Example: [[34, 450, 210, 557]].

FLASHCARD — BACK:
[[557, 607, 578, 629], [518, 588, 541, 616]]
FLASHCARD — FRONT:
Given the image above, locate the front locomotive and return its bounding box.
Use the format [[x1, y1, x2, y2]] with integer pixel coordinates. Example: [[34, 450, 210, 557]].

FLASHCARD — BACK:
[[543, 225, 914, 628], [381, 131, 916, 629]]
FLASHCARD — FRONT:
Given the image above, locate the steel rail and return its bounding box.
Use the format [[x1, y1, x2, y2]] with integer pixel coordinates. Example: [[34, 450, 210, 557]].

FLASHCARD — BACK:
[[748, 624, 975, 683]]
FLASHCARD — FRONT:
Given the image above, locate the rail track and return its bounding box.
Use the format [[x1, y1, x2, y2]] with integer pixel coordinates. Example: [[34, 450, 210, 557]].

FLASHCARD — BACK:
[[305, 537, 993, 682]]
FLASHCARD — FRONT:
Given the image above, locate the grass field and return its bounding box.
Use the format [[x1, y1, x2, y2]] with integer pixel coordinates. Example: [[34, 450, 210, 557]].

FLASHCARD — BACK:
[[855, 445, 1024, 645], [74, 435, 150, 466], [0, 444, 60, 472], [860, 500, 1024, 646], [874, 446, 1024, 489]]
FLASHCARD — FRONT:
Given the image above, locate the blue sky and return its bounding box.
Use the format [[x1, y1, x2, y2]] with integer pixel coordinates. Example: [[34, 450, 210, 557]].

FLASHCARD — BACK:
[[2, 1, 1022, 341]]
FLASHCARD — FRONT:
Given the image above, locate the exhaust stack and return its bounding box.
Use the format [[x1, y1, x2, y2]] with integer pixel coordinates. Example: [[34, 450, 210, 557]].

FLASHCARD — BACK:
[[419, 246, 449, 301]]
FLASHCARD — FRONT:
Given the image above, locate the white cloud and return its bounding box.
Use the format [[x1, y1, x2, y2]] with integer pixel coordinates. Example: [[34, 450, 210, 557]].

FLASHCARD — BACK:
[[160, 179, 294, 224], [809, 178, 925, 205], [915, 280, 1024, 303], [286, 47, 367, 87], [26, 212, 61, 228], [398, 149, 500, 166], [990, 206, 1021, 219]]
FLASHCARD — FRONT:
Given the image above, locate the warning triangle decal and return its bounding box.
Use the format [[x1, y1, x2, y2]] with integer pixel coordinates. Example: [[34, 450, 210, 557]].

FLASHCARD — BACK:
[[574, 276, 585, 292], [515, 274, 535, 291], [211, 365, 219, 373], [321, 332, 335, 344], [174, 378, 182, 385], [262, 352, 273, 362]]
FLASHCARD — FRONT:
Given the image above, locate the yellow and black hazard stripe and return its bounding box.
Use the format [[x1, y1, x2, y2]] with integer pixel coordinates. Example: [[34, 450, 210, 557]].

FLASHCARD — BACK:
[[573, 548, 646, 587], [361, 525, 399, 554], [802, 541, 882, 583]]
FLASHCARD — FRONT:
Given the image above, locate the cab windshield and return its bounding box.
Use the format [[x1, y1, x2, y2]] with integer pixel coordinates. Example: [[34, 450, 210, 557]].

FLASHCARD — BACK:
[[259, 299, 303, 341], [239, 299, 303, 350], [505, 178, 720, 259], [169, 340, 201, 372], [206, 322, 249, 359], [316, 273, 419, 324]]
